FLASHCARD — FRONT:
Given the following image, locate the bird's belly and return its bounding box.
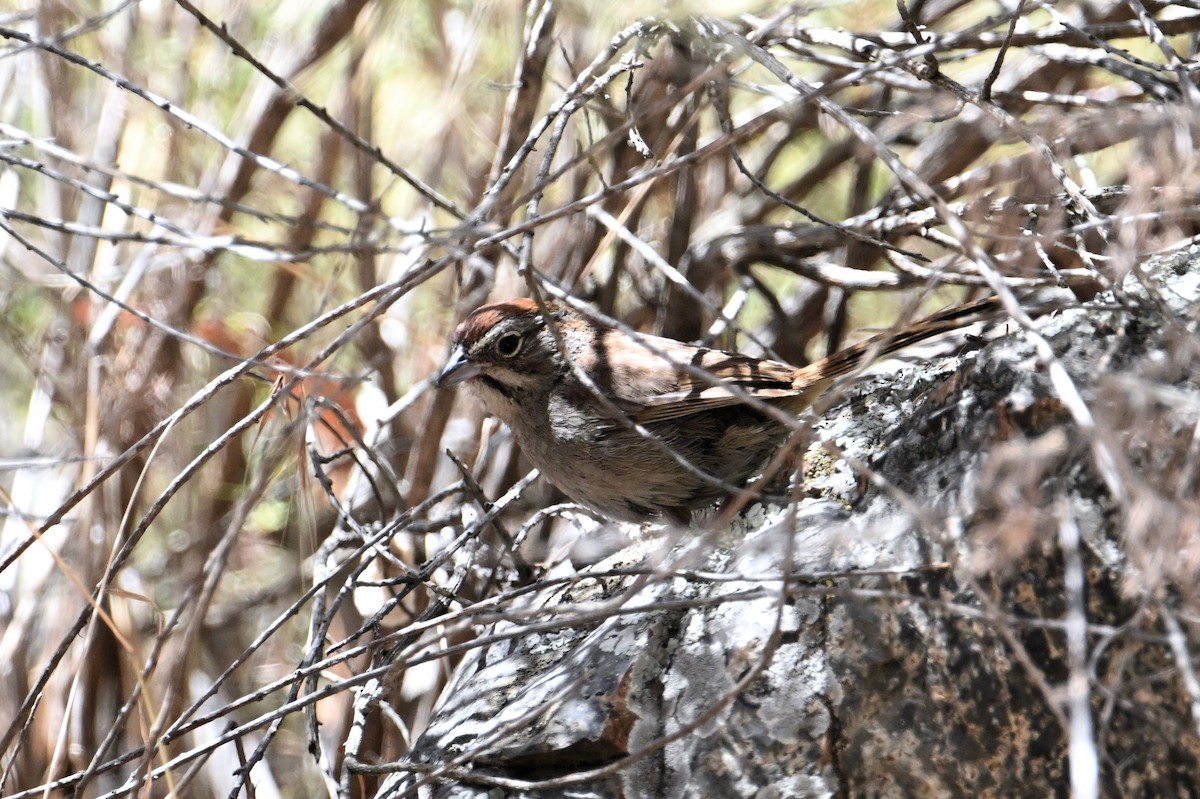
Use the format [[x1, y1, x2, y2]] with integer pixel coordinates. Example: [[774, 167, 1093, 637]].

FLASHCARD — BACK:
[[528, 438, 693, 520], [500, 399, 676, 519], [513, 397, 780, 521]]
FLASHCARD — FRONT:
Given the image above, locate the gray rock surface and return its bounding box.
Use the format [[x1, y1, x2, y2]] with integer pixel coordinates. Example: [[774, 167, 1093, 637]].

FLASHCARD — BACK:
[[377, 253, 1200, 797]]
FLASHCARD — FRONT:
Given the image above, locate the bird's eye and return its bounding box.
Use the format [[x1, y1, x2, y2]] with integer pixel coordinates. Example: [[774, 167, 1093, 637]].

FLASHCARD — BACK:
[[495, 332, 522, 358]]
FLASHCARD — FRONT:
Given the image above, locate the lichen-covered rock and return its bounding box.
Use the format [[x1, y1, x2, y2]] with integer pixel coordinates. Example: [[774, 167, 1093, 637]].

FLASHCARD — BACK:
[[377, 253, 1200, 798]]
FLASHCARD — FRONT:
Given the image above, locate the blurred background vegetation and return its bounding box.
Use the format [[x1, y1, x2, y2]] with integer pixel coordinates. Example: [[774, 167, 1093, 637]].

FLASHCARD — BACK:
[[3, 0, 1200, 796]]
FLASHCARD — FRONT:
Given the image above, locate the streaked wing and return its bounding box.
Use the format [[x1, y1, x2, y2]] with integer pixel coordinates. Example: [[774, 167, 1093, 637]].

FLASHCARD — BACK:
[[594, 295, 999, 426], [627, 347, 801, 424]]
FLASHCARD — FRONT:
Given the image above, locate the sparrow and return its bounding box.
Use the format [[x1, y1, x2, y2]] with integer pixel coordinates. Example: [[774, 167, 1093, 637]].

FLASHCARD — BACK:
[[438, 296, 996, 523]]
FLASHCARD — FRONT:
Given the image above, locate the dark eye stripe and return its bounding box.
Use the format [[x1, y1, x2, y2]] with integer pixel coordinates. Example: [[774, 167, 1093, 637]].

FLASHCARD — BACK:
[[481, 375, 516, 400]]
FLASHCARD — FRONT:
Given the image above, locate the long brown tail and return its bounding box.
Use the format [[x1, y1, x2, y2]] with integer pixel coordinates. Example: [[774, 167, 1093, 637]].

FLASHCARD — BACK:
[[792, 296, 1003, 389]]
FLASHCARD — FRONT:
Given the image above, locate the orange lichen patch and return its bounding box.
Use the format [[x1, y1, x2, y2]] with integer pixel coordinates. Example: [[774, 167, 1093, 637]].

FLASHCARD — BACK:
[[194, 315, 367, 501]]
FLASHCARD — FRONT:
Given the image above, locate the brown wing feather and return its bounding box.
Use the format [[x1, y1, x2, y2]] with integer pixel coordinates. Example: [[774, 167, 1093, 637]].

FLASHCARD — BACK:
[[790, 295, 1001, 387], [631, 296, 1001, 425], [634, 351, 800, 424]]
